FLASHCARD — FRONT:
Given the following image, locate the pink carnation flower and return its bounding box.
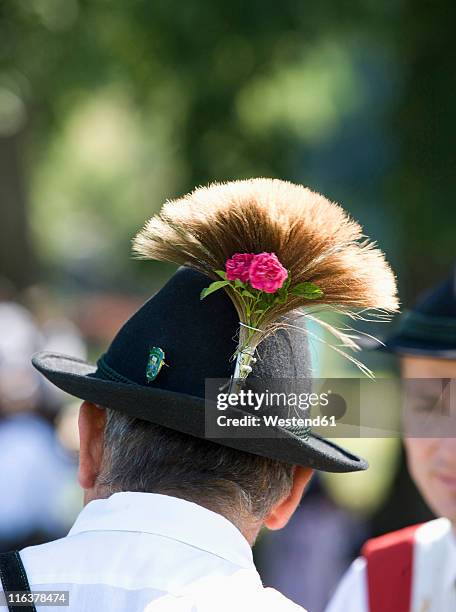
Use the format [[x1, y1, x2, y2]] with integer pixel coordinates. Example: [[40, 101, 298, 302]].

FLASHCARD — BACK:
[[225, 253, 255, 282], [249, 252, 288, 293]]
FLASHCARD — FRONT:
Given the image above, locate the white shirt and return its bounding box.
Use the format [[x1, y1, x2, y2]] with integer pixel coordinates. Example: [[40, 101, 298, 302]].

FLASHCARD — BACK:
[[325, 518, 456, 612], [10, 491, 305, 611]]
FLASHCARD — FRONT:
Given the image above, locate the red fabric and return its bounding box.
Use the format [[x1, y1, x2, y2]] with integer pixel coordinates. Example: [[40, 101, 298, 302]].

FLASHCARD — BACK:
[[361, 523, 422, 612]]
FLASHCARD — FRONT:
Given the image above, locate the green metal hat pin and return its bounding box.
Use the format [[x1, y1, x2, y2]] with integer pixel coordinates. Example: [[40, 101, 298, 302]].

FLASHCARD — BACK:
[[146, 346, 168, 382]]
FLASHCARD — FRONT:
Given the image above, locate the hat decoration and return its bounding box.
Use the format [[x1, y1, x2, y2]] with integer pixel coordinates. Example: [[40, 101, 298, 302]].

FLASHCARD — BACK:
[[200, 252, 323, 381], [133, 178, 399, 381], [146, 346, 167, 382]]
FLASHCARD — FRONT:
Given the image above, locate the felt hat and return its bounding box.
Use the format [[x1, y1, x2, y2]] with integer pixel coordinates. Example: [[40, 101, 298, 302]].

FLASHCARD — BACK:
[[366, 265, 456, 358], [33, 179, 400, 473]]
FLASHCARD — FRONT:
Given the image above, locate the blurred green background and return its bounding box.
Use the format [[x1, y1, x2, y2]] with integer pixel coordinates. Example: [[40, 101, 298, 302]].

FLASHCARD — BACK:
[[1, 0, 454, 300]]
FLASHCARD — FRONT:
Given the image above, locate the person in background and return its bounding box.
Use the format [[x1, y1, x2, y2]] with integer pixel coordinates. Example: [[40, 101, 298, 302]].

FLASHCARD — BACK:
[[0, 295, 81, 551], [326, 266, 456, 612]]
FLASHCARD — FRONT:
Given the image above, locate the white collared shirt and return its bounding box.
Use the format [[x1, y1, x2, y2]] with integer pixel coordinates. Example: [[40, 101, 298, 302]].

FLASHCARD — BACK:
[[325, 518, 456, 612], [12, 492, 305, 611]]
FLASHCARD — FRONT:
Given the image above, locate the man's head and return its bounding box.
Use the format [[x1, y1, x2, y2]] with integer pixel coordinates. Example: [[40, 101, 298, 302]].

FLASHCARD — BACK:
[[401, 355, 456, 525], [77, 401, 313, 544]]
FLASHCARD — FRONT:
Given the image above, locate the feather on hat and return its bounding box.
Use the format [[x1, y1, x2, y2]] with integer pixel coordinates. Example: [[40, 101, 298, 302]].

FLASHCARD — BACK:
[[133, 178, 399, 379]]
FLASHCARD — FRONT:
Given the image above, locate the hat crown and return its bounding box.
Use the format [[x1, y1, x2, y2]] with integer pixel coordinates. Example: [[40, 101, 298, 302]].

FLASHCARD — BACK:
[[98, 267, 310, 398]]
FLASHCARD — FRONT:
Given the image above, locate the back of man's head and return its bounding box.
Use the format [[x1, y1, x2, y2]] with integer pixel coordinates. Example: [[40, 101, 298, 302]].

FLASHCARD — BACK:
[[95, 406, 297, 532]]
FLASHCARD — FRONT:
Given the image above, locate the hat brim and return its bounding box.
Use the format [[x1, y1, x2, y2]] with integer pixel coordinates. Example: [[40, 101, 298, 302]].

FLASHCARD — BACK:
[[32, 351, 368, 473]]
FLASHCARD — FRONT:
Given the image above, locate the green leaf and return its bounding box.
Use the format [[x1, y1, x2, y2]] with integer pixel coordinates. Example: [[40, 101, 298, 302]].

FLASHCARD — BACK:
[[200, 280, 230, 300], [275, 287, 288, 304], [214, 270, 227, 280], [290, 282, 324, 299], [242, 289, 255, 299], [234, 278, 245, 288]]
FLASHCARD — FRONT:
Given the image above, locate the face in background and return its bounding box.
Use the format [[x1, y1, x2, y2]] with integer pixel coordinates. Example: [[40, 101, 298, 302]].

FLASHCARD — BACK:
[[401, 355, 456, 524]]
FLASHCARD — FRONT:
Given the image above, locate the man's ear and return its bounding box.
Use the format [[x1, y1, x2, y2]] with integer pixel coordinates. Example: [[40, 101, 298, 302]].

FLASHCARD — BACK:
[[264, 466, 314, 531], [77, 401, 107, 490]]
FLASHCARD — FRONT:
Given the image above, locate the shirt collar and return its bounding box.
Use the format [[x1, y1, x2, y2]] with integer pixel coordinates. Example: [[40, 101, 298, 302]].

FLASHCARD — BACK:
[[68, 491, 254, 569]]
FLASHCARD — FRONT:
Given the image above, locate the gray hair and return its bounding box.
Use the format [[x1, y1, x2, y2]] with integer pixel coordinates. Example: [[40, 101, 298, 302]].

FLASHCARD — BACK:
[[96, 407, 294, 521]]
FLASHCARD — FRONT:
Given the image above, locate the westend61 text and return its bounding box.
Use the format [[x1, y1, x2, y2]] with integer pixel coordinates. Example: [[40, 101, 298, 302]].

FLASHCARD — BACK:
[[216, 414, 337, 428]]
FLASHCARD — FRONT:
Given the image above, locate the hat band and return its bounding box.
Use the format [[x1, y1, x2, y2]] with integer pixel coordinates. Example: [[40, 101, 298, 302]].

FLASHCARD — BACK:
[[96, 356, 137, 385], [96, 356, 311, 440], [397, 311, 456, 343]]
